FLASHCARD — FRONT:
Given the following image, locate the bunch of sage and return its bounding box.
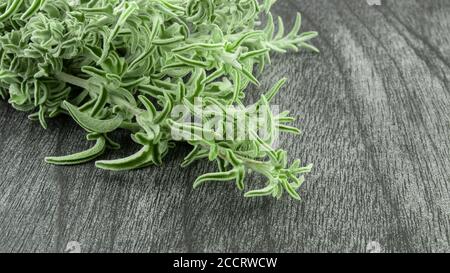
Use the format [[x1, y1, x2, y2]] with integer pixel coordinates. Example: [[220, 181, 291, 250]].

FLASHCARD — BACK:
[[0, 0, 317, 200]]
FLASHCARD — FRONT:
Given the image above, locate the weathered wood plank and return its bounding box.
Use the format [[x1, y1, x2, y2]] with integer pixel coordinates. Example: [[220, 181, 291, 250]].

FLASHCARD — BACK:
[[0, 0, 449, 253]]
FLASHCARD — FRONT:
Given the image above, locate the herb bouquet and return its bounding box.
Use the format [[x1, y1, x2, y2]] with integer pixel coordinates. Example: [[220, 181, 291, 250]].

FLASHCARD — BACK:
[[0, 0, 317, 200]]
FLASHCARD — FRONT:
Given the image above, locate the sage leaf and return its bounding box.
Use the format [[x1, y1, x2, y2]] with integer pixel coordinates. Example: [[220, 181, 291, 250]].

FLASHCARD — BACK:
[[63, 101, 123, 134], [45, 135, 106, 165]]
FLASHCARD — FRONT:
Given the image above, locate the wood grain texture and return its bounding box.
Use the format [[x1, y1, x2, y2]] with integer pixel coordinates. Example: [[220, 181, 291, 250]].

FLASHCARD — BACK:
[[1, 0, 449, 253]]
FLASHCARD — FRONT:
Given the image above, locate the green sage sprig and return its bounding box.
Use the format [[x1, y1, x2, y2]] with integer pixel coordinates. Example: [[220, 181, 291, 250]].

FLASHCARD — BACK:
[[0, 0, 317, 200]]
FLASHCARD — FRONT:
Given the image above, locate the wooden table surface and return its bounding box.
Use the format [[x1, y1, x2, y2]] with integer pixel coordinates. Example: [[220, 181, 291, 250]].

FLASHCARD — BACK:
[[1, 0, 450, 253]]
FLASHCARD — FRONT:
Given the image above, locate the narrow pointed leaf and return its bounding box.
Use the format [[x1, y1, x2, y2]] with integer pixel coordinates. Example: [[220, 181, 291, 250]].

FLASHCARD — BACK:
[[64, 101, 123, 133], [45, 136, 106, 165]]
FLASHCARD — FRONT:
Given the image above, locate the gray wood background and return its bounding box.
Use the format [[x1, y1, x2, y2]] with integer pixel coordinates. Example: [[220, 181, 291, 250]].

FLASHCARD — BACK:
[[1, 0, 450, 253]]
